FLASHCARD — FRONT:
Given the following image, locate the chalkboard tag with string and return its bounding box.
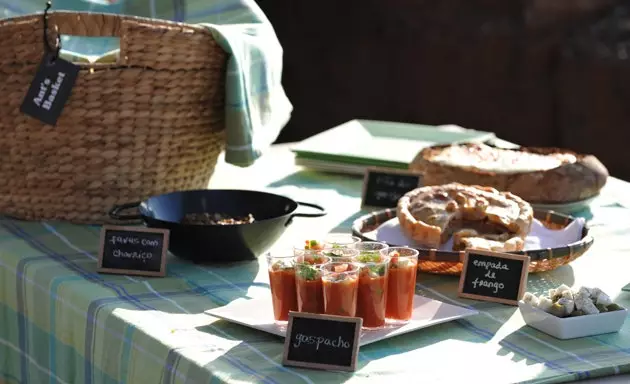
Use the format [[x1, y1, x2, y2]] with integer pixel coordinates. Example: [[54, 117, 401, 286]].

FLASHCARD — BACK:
[[20, 1, 80, 126]]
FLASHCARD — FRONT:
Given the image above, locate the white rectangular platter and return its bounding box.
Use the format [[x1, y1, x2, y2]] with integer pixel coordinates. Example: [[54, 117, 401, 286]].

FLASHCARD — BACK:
[[205, 295, 478, 346]]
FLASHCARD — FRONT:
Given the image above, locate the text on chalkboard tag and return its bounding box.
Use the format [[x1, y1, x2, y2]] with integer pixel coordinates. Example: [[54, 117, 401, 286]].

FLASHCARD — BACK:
[[20, 53, 80, 126], [98, 225, 169, 277], [458, 249, 530, 306], [361, 167, 423, 209], [282, 312, 362, 372]]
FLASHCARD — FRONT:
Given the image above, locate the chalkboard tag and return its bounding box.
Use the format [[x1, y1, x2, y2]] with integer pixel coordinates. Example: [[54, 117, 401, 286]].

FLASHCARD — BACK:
[[97, 225, 170, 277], [458, 249, 530, 306], [20, 53, 80, 126], [361, 167, 423, 209], [282, 312, 362, 372]]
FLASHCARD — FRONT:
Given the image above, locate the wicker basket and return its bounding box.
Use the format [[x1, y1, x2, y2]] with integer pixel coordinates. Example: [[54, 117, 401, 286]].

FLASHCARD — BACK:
[[352, 208, 594, 275], [0, 11, 227, 223]]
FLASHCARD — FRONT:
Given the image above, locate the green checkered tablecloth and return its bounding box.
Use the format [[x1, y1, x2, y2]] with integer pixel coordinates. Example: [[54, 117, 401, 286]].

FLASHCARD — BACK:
[[1, 157, 630, 383]]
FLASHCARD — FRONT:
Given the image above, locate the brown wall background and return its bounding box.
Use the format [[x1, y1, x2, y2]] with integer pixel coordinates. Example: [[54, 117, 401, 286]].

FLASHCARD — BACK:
[[257, 0, 630, 180]]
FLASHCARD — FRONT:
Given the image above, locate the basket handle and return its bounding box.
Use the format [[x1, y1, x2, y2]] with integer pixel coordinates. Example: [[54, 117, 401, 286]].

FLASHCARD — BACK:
[[48, 12, 122, 38], [44, 12, 125, 66]]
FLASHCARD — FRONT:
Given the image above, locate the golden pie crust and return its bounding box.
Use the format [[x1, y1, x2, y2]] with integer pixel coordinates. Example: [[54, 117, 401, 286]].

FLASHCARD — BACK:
[[411, 143, 608, 204], [396, 183, 533, 252]]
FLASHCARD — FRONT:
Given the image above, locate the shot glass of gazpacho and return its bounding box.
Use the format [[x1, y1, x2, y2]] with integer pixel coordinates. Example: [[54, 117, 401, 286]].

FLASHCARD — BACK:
[[324, 234, 361, 249], [294, 254, 331, 314], [321, 262, 360, 317], [353, 250, 390, 329], [266, 250, 298, 323], [382, 247, 419, 324]]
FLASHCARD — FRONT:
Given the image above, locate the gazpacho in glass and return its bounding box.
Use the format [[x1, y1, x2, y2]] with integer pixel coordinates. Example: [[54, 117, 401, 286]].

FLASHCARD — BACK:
[[321, 262, 360, 317], [353, 249, 390, 328], [382, 247, 419, 324], [294, 254, 331, 314], [266, 251, 298, 322]]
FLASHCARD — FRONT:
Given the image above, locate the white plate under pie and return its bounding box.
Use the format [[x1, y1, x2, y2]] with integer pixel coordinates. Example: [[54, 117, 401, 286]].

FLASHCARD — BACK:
[[205, 295, 478, 346]]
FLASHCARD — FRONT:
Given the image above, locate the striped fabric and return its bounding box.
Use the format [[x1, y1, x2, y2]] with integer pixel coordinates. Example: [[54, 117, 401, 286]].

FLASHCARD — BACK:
[[1, 0, 292, 167], [1, 173, 630, 383]]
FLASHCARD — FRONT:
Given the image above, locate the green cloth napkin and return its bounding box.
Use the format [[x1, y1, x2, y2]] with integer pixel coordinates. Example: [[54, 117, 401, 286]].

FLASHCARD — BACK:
[[197, 0, 293, 167]]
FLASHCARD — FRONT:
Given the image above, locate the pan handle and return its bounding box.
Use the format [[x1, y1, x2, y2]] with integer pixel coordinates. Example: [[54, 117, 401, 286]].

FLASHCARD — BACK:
[[286, 201, 327, 226], [109, 202, 142, 221]]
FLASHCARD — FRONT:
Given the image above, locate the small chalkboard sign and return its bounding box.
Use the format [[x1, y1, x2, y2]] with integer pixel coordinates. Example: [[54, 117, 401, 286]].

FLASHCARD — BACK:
[[97, 225, 169, 277], [361, 167, 423, 209], [458, 249, 530, 305], [20, 54, 80, 126], [282, 312, 362, 372]]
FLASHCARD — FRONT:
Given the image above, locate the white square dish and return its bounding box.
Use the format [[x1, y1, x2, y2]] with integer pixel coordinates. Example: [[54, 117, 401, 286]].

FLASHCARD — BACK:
[[518, 300, 627, 340], [206, 295, 478, 346]]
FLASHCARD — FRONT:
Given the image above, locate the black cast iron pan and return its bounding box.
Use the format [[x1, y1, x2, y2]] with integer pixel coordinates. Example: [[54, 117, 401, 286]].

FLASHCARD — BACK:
[[109, 189, 326, 263]]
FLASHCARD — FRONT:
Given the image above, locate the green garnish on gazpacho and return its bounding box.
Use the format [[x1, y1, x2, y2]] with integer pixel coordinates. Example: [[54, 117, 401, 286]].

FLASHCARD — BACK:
[[356, 251, 381, 263], [296, 264, 319, 281], [354, 252, 387, 277], [304, 239, 324, 250]]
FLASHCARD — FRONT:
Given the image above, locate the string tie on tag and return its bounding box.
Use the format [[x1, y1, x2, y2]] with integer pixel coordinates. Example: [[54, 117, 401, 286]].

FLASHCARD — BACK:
[[43, 1, 61, 63]]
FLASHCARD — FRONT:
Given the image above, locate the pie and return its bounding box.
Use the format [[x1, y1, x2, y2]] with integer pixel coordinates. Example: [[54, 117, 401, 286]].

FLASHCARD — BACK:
[[396, 183, 533, 252], [410, 143, 608, 204]]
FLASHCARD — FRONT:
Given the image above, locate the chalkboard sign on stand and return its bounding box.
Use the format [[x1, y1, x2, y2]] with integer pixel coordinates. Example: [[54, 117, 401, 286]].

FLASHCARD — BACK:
[[361, 167, 423, 209], [282, 312, 362, 372], [458, 249, 530, 306], [97, 225, 169, 277]]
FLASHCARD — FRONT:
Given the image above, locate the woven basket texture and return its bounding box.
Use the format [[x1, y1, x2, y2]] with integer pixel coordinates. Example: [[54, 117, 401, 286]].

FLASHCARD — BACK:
[[0, 11, 227, 224]]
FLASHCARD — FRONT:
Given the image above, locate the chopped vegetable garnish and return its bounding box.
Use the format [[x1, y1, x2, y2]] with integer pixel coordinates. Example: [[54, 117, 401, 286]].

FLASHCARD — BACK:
[[372, 265, 386, 277], [389, 250, 400, 265], [271, 260, 294, 271], [323, 249, 345, 257], [388, 251, 412, 269], [310, 254, 323, 264], [357, 251, 381, 263], [360, 264, 386, 277], [304, 239, 324, 250], [296, 264, 319, 280], [331, 273, 348, 282]]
